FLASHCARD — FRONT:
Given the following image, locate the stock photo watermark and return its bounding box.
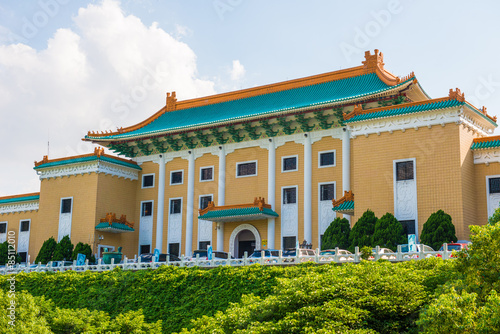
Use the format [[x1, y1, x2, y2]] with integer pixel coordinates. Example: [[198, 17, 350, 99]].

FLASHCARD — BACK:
[[213, 0, 244, 20], [340, 0, 403, 62], [5, 0, 70, 44], [5, 231, 17, 327]]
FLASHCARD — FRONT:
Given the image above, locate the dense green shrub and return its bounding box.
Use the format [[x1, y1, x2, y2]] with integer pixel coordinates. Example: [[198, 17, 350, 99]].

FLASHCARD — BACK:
[[372, 213, 406, 251], [72, 242, 96, 263], [420, 210, 457, 251], [321, 217, 351, 250], [349, 209, 377, 252], [52, 236, 73, 262], [34, 237, 57, 265]]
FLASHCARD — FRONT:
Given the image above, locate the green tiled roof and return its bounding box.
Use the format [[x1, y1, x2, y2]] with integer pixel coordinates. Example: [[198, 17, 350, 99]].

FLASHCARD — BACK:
[[88, 73, 413, 140], [344, 99, 463, 123], [0, 194, 39, 205], [199, 207, 279, 221], [471, 139, 500, 150], [95, 222, 135, 232], [332, 201, 354, 212], [34, 155, 141, 170]]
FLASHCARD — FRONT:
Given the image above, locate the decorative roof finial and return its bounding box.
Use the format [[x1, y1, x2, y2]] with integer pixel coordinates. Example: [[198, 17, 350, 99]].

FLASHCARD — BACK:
[[449, 88, 465, 102], [362, 49, 385, 71], [166, 91, 177, 111]]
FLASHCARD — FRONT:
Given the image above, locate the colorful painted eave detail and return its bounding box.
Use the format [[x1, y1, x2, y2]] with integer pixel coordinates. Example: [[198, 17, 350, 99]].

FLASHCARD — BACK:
[[0, 194, 40, 205], [34, 155, 141, 171], [332, 201, 354, 212], [471, 136, 500, 150], [86, 74, 415, 141], [95, 222, 135, 232], [198, 207, 279, 220]]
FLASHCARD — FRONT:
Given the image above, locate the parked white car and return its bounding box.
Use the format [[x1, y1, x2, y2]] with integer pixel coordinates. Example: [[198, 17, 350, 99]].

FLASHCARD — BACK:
[[319, 249, 354, 262], [399, 244, 435, 259], [369, 248, 396, 260]]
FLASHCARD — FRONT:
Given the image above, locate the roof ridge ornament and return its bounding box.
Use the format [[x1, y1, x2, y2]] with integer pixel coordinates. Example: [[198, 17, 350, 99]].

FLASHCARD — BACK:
[[362, 49, 385, 72], [166, 91, 177, 111], [448, 88, 465, 102]]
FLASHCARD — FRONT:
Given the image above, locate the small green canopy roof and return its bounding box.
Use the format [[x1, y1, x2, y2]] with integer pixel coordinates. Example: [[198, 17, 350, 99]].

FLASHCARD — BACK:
[[198, 207, 279, 223], [95, 222, 135, 233], [332, 201, 354, 216]]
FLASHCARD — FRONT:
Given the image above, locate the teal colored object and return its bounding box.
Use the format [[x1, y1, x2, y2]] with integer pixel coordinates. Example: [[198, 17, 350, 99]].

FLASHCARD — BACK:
[[0, 194, 39, 205], [332, 201, 354, 212], [34, 155, 141, 170], [471, 139, 500, 150], [102, 247, 123, 264], [87, 73, 414, 141], [198, 207, 279, 220], [95, 222, 135, 232]]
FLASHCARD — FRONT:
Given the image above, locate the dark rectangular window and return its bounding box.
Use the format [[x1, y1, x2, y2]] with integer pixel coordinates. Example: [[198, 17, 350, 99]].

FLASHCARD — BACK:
[[320, 183, 335, 201], [489, 177, 500, 194], [171, 171, 183, 184], [0, 223, 6, 234], [142, 202, 152, 217], [140, 244, 150, 255], [18, 252, 27, 263], [400, 220, 416, 235], [320, 152, 335, 167], [237, 162, 256, 177], [283, 187, 297, 204], [396, 161, 414, 181], [200, 195, 213, 210], [283, 157, 297, 171], [200, 167, 213, 181], [199, 241, 210, 250], [170, 199, 181, 214], [169, 243, 180, 256], [61, 198, 72, 214], [283, 236, 296, 250], [20, 220, 30, 232], [320, 234, 324, 249], [142, 174, 154, 188]]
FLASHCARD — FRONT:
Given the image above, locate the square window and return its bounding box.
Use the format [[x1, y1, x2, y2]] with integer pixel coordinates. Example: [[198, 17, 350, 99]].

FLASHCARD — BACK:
[[237, 162, 257, 177], [200, 195, 213, 210], [200, 167, 213, 181], [170, 199, 181, 214], [320, 184, 335, 201], [282, 156, 297, 172], [0, 223, 6, 234], [319, 152, 335, 167], [396, 161, 414, 181], [142, 174, 154, 188], [400, 220, 416, 235], [489, 177, 500, 194], [61, 198, 72, 214], [283, 188, 297, 204], [199, 241, 210, 250], [20, 220, 30, 232], [283, 236, 296, 250], [140, 245, 150, 255], [169, 243, 180, 256], [142, 202, 153, 217], [171, 171, 183, 185]]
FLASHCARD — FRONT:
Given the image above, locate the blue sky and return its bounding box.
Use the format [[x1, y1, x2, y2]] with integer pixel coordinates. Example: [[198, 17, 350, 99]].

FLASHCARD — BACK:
[[1, 0, 500, 196]]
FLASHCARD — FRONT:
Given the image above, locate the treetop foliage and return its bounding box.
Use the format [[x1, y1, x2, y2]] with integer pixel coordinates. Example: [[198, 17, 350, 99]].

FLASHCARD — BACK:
[[321, 217, 351, 250], [420, 210, 457, 251]]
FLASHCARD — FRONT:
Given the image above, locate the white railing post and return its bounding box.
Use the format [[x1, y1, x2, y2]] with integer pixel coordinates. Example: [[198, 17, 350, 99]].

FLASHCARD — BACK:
[[72, 260, 76, 271], [315, 248, 319, 263], [226, 252, 232, 266], [335, 247, 340, 263], [243, 252, 248, 266], [85, 259, 89, 272], [98, 258, 102, 272], [418, 246, 424, 260], [375, 245, 380, 261], [260, 251, 265, 265], [443, 243, 449, 260], [180, 255, 185, 268], [354, 247, 359, 263], [396, 245, 402, 261]]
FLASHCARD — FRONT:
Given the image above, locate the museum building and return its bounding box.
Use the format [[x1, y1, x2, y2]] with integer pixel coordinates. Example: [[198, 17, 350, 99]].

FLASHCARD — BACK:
[[2, 50, 500, 262]]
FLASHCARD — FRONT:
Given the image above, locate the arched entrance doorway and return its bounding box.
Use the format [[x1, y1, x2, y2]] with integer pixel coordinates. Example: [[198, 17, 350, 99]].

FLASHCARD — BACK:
[[229, 224, 261, 258]]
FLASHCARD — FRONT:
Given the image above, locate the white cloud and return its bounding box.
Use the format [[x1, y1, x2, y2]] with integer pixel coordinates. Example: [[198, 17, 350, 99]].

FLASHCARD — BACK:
[[230, 59, 245, 81], [0, 0, 215, 196]]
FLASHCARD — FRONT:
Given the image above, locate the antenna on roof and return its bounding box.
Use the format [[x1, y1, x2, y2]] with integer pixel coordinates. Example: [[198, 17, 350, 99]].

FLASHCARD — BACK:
[[47, 128, 50, 158]]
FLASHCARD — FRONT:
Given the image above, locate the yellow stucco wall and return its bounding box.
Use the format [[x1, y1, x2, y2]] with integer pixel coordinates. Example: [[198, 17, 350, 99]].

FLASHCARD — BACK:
[[352, 123, 469, 241], [223, 219, 268, 255], [474, 162, 500, 226], [0, 210, 38, 261]]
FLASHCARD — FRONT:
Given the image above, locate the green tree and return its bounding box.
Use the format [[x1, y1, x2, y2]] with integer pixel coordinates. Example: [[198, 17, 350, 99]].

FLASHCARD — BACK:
[[0, 241, 22, 265], [321, 217, 351, 250], [52, 236, 73, 261], [372, 213, 406, 251], [348, 210, 377, 252], [420, 210, 457, 251], [34, 237, 57, 264], [72, 242, 96, 263], [488, 206, 500, 225]]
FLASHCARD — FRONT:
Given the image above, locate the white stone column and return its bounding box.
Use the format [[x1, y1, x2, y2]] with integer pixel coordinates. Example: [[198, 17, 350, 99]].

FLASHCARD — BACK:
[[342, 128, 351, 223], [155, 154, 166, 252], [304, 133, 312, 244], [267, 139, 276, 249], [217, 146, 226, 251], [185, 151, 195, 256]]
